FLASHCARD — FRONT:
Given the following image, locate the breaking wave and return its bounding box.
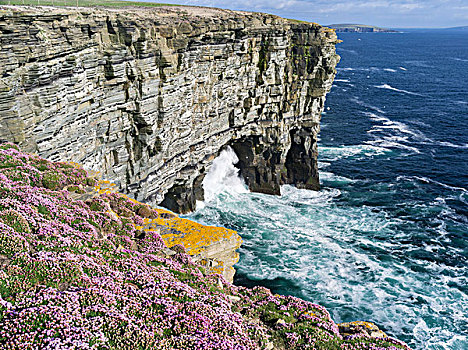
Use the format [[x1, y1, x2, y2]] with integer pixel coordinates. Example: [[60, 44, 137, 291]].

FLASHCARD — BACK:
[[375, 84, 423, 96]]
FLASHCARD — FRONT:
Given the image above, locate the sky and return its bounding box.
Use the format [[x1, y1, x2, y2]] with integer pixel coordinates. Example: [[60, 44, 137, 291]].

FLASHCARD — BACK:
[[152, 0, 468, 28]]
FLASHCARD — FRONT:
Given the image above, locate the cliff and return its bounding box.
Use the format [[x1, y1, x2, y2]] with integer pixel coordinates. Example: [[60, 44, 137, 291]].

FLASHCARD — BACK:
[[0, 5, 339, 213], [0, 143, 411, 349]]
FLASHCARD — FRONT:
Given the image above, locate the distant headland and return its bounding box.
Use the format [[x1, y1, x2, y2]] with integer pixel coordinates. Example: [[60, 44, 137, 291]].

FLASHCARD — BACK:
[[329, 23, 397, 32]]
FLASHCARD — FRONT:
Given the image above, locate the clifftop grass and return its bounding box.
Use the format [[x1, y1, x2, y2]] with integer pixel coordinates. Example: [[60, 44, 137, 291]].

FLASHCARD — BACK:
[[0, 143, 411, 349], [0, 0, 175, 8]]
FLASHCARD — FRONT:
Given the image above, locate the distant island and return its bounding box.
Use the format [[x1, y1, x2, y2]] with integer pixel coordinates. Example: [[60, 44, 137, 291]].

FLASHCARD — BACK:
[[444, 25, 468, 31], [329, 23, 397, 32]]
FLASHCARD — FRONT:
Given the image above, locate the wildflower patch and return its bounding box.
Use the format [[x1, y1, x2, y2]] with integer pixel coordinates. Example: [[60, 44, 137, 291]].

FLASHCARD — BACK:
[[0, 143, 411, 349]]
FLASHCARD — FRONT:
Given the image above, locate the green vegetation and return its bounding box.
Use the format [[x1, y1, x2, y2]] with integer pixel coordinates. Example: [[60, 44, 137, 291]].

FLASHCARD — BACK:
[[0, 143, 411, 349], [287, 18, 313, 24], [0, 0, 176, 8]]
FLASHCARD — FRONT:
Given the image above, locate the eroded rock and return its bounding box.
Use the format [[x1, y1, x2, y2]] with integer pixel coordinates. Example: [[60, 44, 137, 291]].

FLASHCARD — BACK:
[[0, 5, 339, 213]]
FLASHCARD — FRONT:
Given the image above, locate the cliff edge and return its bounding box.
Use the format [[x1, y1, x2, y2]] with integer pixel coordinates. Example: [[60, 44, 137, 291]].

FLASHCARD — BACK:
[[0, 5, 339, 212]]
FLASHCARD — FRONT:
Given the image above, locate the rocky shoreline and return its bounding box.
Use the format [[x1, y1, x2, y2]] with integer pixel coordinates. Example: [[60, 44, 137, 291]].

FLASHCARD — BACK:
[[0, 143, 411, 349]]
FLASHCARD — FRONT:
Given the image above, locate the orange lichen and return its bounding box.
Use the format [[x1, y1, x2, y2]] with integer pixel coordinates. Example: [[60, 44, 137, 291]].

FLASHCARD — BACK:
[[147, 212, 241, 255], [347, 321, 378, 329], [210, 262, 225, 276], [94, 179, 119, 195], [91, 177, 242, 258]]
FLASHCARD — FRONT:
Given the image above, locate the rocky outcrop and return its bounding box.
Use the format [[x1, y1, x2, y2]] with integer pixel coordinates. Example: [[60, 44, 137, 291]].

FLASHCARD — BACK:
[[0, 5, 339, 213], [338, 321, 389, 339], [92, 175, 242, 283]]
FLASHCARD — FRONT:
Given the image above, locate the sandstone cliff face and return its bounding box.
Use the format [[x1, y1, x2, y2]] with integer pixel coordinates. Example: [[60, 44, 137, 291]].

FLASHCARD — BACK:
[[0, 5, 339, 213]]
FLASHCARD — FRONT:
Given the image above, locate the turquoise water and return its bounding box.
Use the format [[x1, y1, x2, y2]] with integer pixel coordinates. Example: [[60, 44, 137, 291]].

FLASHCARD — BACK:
[[187, 30, 468, 349]]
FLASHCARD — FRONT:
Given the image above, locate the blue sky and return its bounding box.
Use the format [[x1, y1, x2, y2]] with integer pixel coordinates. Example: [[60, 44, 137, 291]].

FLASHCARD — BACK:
[[155, 0, 468, 28]]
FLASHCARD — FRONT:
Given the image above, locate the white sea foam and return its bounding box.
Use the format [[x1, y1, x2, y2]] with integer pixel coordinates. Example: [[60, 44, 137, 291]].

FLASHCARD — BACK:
[[365, 112, 467, 150], [317, 161, 331, 169], [334, 79, 351, 83], [231, 190, 464, 346], [281, 185, 341, 206], [411, 176, 468, 193], [319, 144, 390, 162], [415, 139, 468, 150], [399, 66, 407, 71], [450, 57, 468, 63], [365, 139, 420, 153], [191, 172, 468, 350], [337, 48, 358, 55], [320, 171, 355, 184], [404, 60, 434, 68], [375, 84, 423, 96], [364, 111, 430, 144], [201, 146, 247, 203], [350, 97, 386, 114], [406, 119, 431, 128], [384, 68, 397, 72], [436, 141, 468, 149]]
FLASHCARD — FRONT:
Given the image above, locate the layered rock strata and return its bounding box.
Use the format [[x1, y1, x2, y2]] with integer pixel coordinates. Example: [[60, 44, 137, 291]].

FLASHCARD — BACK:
[[0, 5, 339, 212]]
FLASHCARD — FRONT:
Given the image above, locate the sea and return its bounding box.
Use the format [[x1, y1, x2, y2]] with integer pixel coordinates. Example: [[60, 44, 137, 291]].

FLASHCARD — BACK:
[[187, 30, 468, 350]]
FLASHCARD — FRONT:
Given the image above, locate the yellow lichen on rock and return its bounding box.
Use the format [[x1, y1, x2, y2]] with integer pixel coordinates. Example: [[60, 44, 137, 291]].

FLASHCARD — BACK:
[[140, 207, 242, 282], [153, 215, 241, 254], [338, 321, 388, 339], [89, 176, 242, 282]]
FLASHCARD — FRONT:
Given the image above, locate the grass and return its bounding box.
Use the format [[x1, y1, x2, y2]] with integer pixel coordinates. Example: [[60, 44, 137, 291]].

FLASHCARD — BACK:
[[287, 18, 311, 24], [0, 0, 177, 8]]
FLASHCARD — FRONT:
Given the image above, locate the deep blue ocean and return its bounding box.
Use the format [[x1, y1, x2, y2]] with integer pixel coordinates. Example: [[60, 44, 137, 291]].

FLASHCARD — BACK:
[[187, 30, 468, 349]]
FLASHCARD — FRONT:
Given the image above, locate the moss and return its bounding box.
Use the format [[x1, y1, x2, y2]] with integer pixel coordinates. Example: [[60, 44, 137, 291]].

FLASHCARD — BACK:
[[1, 169, 30, 184], [41, 171, 62, 190], [257, 37, 271, 77], [88, 201, 105, 212], [0, 227, 29, 257], [35, 160, 50, 172], [149, 260, 166, 268], [66, 185, 81, 193], [0, 209, 31, 233], [170, 268, 193, 282], [0, 154, 21, 169], [0, 143, 19, 151], [2, 257, 86, 298], [86, 310, 107, 318], [57, 162, 74, 169]]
